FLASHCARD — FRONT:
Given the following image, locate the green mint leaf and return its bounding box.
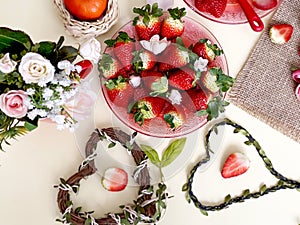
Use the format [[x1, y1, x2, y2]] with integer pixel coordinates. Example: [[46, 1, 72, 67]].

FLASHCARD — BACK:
[[140, 144, 161, 167], [161, 137, 186, 167]]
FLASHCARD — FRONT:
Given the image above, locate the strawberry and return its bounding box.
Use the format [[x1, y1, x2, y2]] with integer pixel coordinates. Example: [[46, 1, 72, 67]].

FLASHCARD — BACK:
[[101, 167, 128, 192], [200, 67, 219, 93], [195, 0, 227, 18], [133, 86, 149, 101], [75, 59, 93, 79], [133, 3, 163, 40], [221, 153, 250, 178], [131, 96, 166, 125], [104, 31, 136, 71], [161, 7, 186, 40], [158, 44, 190, 72], [105, 76, 134, 108], [192, 39, 223, 63], [252, 0, 277, 10], [168, 67, 196, 90], [186, 88, 208, 112], [269, 24, 293, 45], [98, 53, 126, 79], [162, 103, 185, 130], [133, 49, 156, 72]]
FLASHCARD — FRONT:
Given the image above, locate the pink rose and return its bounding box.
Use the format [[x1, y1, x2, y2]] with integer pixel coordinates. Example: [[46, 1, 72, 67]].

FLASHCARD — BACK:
[[0, 90, 28, 118], [64, 89, 96, 121]]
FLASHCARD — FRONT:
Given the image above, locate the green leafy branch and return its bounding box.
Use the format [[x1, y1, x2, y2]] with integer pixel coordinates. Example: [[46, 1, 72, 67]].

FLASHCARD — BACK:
[[182, 118, 300, 216]]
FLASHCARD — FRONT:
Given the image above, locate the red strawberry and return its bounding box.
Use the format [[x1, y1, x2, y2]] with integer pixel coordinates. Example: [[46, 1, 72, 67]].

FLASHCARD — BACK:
[[200, 67, 219, 93], [168, 67, 196, 90], [195, 0, 227, 18], [140, 70, 164, 91], [162, 103, 185, 130], [131, 96, 166, 125], [269, 24, 293, 45], [104, 31, 136, 71], [105, 76, 134, 108], [192, 39, 223, 63], [75, 59, 93, 79], [252, 0, 277, 10], [133, 3, 163, 40], [221, 153, 250, 178], [133, 50, 156, 72], [101, 167, 128, 192], [98, 53, 127, 79], [161, 7, 186, 40], [186, 88, 208, 111], [158, 44, 190, 72]]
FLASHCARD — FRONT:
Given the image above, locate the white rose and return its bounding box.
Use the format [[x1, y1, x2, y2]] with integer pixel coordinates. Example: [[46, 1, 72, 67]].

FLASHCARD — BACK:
[[79, 38, 101, 63], [18, 52, 55, 85], [0, 53, 17, 73]]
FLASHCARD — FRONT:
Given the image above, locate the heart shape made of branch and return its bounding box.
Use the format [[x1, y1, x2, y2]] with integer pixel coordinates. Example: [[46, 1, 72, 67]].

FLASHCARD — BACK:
[[183, 118, 300, 215]]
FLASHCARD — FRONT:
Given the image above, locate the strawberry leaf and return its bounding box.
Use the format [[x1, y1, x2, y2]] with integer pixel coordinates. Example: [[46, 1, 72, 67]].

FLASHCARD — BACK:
[[161, 138, 186, 167]]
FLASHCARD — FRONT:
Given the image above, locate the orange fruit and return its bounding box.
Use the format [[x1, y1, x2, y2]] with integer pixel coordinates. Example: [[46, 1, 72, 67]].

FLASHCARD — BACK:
[[63, 0, 108, 21]]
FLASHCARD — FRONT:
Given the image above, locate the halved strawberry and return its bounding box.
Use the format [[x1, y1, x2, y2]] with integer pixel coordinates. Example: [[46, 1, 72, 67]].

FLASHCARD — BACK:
[[192, 39, 223, 63], [98, 53, 126, 79], [162, 103, 185, 130], [105, 76, 134, 108], [221, 153, 250, 178], [133, 49, 156, 72], [133, 3, 163, 40], [158, 44, 190, 72], [252, 0, 278, 10], [161, 7, 186, 40], [101, 167, 128, 192], [168, 67, 196, 90], [131, 96, 166, 125], [195, 0, 227, 18], [75, 59, 93, 79], [269, 24, 293, 45], [104, 32, 136, 71]]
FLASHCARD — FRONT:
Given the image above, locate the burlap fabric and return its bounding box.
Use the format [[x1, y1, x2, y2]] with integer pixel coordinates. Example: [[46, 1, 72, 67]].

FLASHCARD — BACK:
[[227, 0, 300, 143]]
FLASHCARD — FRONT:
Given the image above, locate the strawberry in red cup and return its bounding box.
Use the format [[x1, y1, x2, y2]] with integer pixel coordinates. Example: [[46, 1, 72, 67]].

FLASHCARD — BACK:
[[252, 0, 278, 10]]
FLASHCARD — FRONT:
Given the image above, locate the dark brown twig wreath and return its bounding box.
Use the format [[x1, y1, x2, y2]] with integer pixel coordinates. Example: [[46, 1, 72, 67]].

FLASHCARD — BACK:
[[55, 127, 168, 225]]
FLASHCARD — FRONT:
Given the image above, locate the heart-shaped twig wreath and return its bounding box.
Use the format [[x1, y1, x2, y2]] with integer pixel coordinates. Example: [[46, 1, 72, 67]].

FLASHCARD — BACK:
[[183, 118, 300, 216], [55, 127, 168, 225]]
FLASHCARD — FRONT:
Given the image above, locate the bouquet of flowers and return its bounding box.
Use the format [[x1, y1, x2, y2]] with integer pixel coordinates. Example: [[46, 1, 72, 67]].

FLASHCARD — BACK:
[[0, 27, 101, 150]]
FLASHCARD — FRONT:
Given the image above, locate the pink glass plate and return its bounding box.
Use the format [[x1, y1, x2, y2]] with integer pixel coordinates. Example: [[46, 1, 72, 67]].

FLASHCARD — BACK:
[[100, 16, 229, 138], [183, 0, 283, 24]]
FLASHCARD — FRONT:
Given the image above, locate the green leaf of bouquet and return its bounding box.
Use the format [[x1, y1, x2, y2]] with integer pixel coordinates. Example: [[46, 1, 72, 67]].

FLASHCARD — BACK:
[[58, 45, 78, 63], [140, 144, 161, 167], [36, 41, 56, 58], [24, 121, 37, 131], [0, 27, 33, 53], [161, 137, 186, 168]]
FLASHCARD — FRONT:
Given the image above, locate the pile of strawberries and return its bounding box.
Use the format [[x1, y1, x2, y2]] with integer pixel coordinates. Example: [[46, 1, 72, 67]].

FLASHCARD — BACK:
[[98, 4, 234, 134]]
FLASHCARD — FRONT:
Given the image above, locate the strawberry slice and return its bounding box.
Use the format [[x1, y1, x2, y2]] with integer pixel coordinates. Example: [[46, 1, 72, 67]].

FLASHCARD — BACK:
[[269, 24, 293, 45], [221, 153, 250, 178], [101, 167, 128, 192], [161, 7, 186, 40], [75, 59, 93, 79], [104, 32, 136, 71], [133, 3, 163, 40], [195, 0, 227, 18], [252, 0, 278, 10]]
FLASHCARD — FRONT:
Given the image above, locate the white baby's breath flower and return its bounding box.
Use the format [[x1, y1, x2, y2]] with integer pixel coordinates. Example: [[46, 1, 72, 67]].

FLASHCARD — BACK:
[[168, 89, 182, 105], [194, 57, 208, 72], [43, 88, 54, 100], [44, 100, 54, 109], [56, 86, 64, 94], [58, 60, 75, 75], [140, 35, 170, 55], [27, 109, 39, 120], [0, 53, 17, 73], [26, 88, 35, 96]]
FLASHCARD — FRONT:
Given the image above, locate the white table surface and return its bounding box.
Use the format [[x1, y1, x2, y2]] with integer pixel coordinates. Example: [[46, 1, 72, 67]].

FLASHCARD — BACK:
[[0, 0, 300, 225]]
